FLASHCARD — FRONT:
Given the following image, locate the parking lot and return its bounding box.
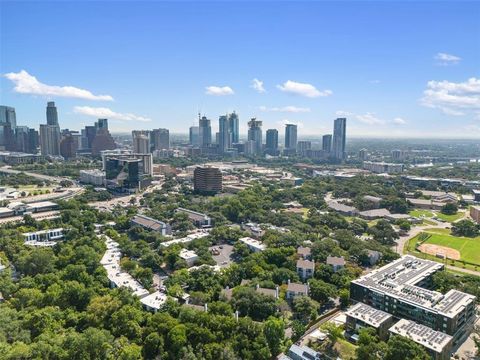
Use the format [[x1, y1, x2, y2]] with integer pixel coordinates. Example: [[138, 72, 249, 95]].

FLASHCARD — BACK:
[[209, 244, 234, 268]]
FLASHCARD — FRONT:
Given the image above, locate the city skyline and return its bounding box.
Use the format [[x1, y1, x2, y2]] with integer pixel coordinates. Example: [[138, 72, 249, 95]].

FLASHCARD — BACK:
[[1, 1, 479, 138]]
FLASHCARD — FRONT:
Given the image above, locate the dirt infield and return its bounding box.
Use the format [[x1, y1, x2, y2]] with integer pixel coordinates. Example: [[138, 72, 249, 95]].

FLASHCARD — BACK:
[[418, 243, 460, 260]]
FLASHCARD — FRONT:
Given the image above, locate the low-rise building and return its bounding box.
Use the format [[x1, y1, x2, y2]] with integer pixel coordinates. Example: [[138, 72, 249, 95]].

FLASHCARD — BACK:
[[297, 246, 311, 260], [285, 344, 320, 360], [176, 208, 212, 228], [363, 161, 404, 174], [239, 237, 266, 252], [327, 201, 358, 216], [79, 169, 106, 186], [140, 291, 168, 313], [358, 208, 391, 220], [23, 228, 64, 246], [363, 195, 383, 208], [286, 282, 309, 300], [389, 319, 453, 360], [326, 256, 345, 272], [470, 206, 480, 224], [130, 214, 171, 236], [179, 248, 199, 267], [408, 198, 444, 211], [345, 303, 394, 340], [296, 259, 315, 280]]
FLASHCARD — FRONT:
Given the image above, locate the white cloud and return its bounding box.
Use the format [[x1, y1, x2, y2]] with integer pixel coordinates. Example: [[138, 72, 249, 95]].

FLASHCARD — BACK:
[[434, 52, 461, 65], [277, 80, 332, 98], [205, 85, 234, 96], [392, 117, 407, 125], [259, 105, 310, 113], [73, 106, 151, 122], [277, 119, 304, 129], [355, 112, 385, 125], [420, 77, 480, 116], [251, 78, 266, 93], [4, 70, 113, 101], [369, 80, 381, 84], [335, 110, 353, 116]]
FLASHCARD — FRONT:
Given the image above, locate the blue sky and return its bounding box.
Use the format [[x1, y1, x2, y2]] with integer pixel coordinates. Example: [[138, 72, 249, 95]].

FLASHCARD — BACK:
[[1, 1, 479, 137]]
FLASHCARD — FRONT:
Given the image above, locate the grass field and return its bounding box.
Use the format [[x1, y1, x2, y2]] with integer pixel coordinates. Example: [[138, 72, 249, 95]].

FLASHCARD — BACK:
[[407, 231, 480, 265], [409, 210, 434, 218], [435, 212, 464, 223]]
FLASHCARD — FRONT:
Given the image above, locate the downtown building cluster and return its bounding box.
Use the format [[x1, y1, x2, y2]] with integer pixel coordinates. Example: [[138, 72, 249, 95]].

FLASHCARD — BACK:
[[187, 113, 347, 161], [0, 102, 116, 161]]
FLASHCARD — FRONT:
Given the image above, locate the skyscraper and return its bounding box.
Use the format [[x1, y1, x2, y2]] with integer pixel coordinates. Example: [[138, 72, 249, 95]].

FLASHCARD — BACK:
[[40, 102, 61, 156], [228, 112, 239, 144], [151, 128, 170, 150], [247, 118, 262, 155], [0, 106, 17, 128], [133, 134, 150, 153], [0, 106, 16, 150], [40, 124, 61, 156], [332, 118, 347, 161], [46, 101, 58, 126], [322, 134, 332, 152], [218, 115, 232, 153], [284, 124, 298, 154], [265, 129, 279, 156], [198, 115, 212, 147], [189, 126, 199, 146], [297, 140, 311, 156]]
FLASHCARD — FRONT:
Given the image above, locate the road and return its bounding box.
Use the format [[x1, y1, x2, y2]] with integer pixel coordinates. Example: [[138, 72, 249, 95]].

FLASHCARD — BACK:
[[0, 166, 68, 184]]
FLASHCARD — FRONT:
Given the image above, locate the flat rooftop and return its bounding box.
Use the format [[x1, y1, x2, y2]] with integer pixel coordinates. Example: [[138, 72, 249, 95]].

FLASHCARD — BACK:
[[346, 303, 393, 328], [140, 291, 167, 310], [389, 319, 453, 353], [160, 230, 209, 248], [239, 237, 266, 250], [351, 255, 475, 318]]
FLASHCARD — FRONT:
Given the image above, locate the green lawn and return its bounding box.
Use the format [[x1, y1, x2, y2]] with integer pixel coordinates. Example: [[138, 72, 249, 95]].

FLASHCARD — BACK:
[[435, 212, 464, 223], [407, 231, 480, 265], [409, 210, 434, 218]]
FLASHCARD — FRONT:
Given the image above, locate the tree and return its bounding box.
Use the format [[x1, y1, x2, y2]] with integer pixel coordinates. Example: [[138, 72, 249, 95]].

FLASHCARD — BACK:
[[384, 335, 429, 360], [308, 279, 338, 304], [339, 289, 350, 308], [263, 317, 285, 356], [441, 202, 458, 215], [292, 296, 319, 323], [321, 322, 344, 347], [452, 220, 479, 237], [368, 220, 399, 245]]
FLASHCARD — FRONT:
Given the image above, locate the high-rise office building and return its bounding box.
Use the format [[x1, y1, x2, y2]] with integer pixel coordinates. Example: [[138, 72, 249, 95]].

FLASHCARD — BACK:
[[285, 124, 298, 152], [322, 134, 332, 152], [39, 124, 61, 156], [218, 115, 232, 153], [189, 126, 200, 146], [229, 112, 239, 144], [0, 106, 16, 150], [265, 129, 279, 156], [198, 115, 212, 147], [91, 128, 116, 155], [358, 148, 368, 161], [60, 132, 79, 159], [332, 118, 347, 161], [96, 118, 108, 129], [151, 128, 169, 150], [132, 132, 150, 153], [0, 106, 17, 128], [297, 140, 311, 156], [247, 118, 263, 155], [193, 166, 223, 194], [46, 101, 59, 126], [40, 102, 61, 156]]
